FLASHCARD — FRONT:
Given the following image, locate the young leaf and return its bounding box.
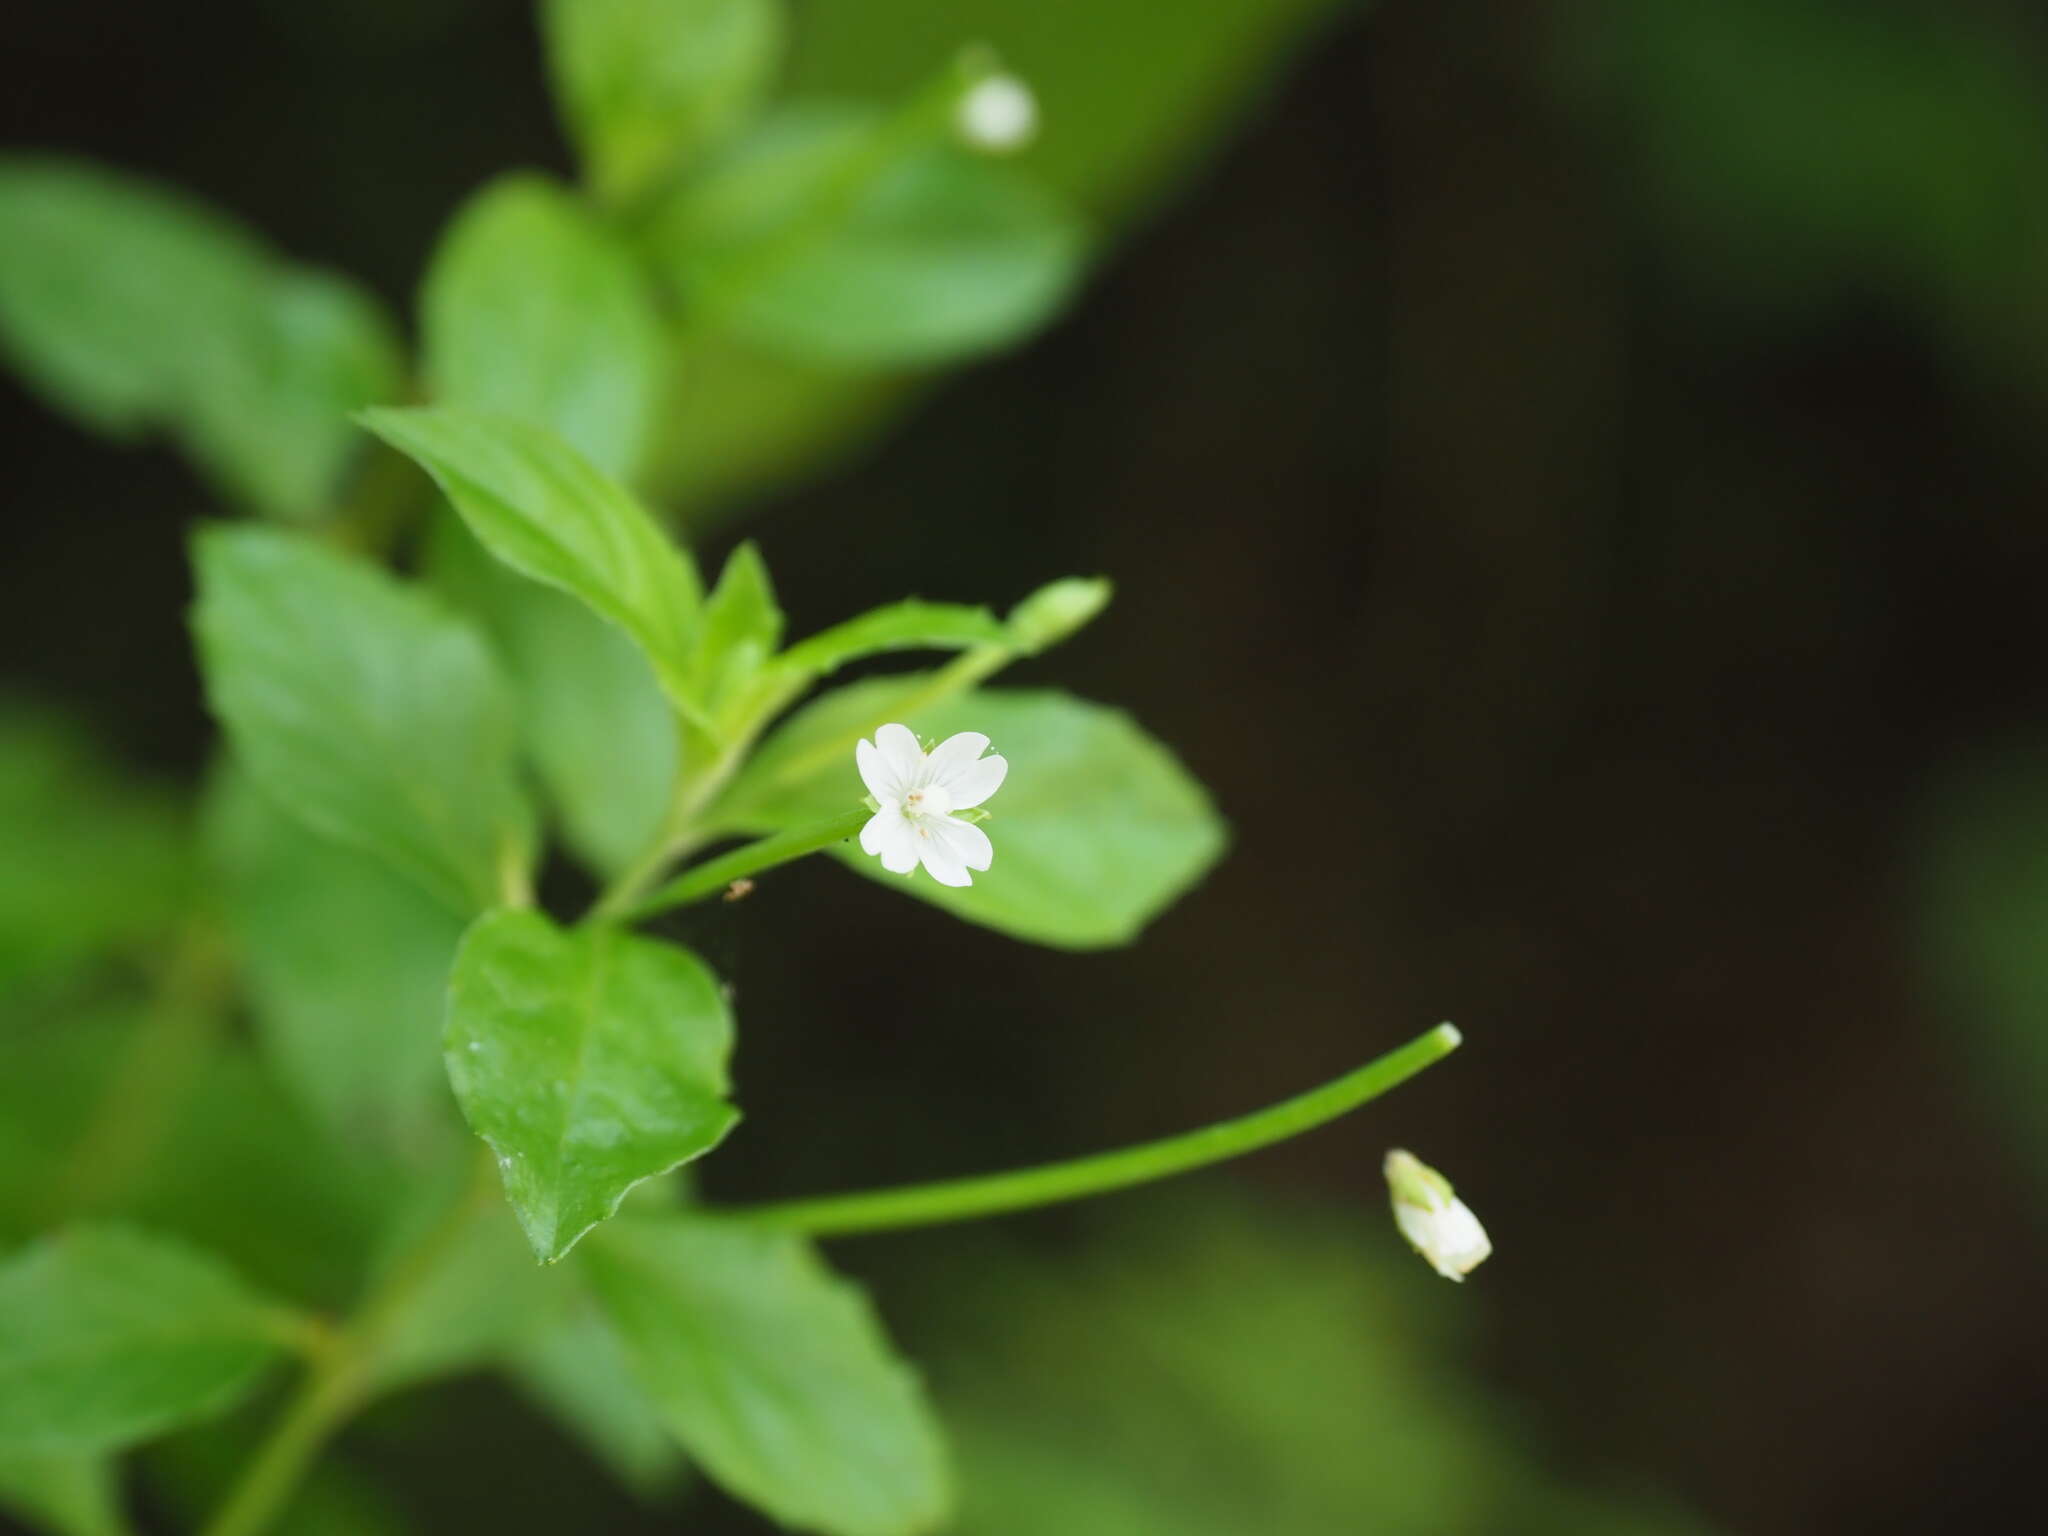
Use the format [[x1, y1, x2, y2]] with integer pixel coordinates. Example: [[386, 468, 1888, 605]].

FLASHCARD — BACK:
[[0, 1227, 292, 1455], [648, 104, 1085, 367], [360, 406, 705, 712], [692, 540, 784, 719], [724, 682, 1226, 948], [505, 1292, 686, 1499], [586, 1214, 951, 1536], [190, 525, 531, 916], [204, 766, 463, 1152], [445, 911, 739, 1264], [543, 0, 785, 207], [774, 598, 1008, 682], [427, 512, 676, 878], [0, 1451, 125, 1536], [0, 155, 401, 520], [421, 173, 665, 481]]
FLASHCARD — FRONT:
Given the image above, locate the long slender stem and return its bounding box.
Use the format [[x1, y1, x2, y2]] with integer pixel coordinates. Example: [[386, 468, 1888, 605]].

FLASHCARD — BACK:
[[624, 809, 870, 921], [726, 1024, 1462, 1238], [201, 1148, 499, 1536]]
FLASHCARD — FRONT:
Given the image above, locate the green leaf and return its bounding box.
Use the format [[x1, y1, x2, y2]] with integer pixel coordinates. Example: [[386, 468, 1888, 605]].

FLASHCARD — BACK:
[[0, 700, 188, 1000], [426, 510, 676, 878], [203, 766, 463, 1153], [775, 598, 1008, 680], [420, 173, 665, 481], [190, 525, 531, 916], [0, 155, 402, 520], [586, 1214, 950, 1536], [505, 1291, 686, 1498], [445, 911, 739, 1263], [0, 1451, 126, 1536], [724, 682, 1226, 948], [0, 1227, 291, 1455], [650, 104, 1084, 366], [360, 406, 705, 712], [543, 0, 785, 206], [691, 540, 784, 720]]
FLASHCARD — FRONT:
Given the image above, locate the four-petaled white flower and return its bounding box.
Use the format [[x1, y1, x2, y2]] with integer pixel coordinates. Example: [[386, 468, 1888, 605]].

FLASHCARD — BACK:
[[856, 723, 1007, 888], [1384, 1148, 1492, 1282]]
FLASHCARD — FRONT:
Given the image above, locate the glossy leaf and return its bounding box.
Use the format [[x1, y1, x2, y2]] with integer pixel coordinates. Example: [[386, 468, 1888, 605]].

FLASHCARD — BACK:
[[191, 525, 530, 916], [427, 511, 676, 878], [543, 0, 784, 206], [361, 406, 705, 711], [650, 104, 1084, 366], [204, 767, 463, 1152], [421, 173, 665, 480], [586, 1214, 950, 1536], [723, 681, 1226, 948], [445, 911, 739, 1263], [0, 155, 401, 519], [0, 1227, 290, 1455], [505, 1292, 686, 1498], [0, 1452, 125, 1536]]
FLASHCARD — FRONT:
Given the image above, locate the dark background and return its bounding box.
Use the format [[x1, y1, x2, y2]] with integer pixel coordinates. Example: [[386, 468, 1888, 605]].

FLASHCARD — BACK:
[[7, 1, 2048, 1532]]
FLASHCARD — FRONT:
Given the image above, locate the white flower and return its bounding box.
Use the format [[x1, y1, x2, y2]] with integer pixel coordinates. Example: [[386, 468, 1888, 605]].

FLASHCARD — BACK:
[[1384, 1149, 1492, 1282], [856, 723, 1008, 888], [956, 74, 1038, 153]]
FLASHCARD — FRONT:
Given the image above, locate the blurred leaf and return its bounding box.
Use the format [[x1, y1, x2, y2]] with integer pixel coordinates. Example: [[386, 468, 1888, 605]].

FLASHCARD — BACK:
[[504, 1290, 686, 1499], [543, 0, 785, 207], [585, 1214, 950, 1536], [204, 765, 463, 1155], [650, 104, 1084, 367], [724, 681, 1226, 947], [0, 701, 187, 999], [426, 510, 676, 878], [0, 1452, 125, 1536], [0, 155, 402, 520], [445, 911, 738, 1263], [774, 598, 1007, 681], [1917, 742, 2048, 1193], [190, 525, 531, 916], [784, 0, 1340, 221], [421, 173, 665, 481], [361, 406, 706, 713], [0, 1227, 290, 1455]]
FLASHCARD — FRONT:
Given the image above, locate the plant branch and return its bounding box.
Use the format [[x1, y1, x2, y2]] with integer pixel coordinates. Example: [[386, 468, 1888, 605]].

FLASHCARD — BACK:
[[724, 1024, 1463, 1238], [622, 809, 871, 921]]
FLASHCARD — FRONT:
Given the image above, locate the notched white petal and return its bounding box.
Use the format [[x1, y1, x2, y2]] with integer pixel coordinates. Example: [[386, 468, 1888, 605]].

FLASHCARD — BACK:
[[856, 738, 902, 801], [873, 722, 927, 786], [928, 814, 994, 872], [944, 753, 1007, 810]]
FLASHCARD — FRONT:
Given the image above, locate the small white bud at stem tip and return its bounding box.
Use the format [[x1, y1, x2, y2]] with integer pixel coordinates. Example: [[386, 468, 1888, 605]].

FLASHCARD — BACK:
[[957, 75, 1039, 153], [1384, 1148, 1492, 1281]]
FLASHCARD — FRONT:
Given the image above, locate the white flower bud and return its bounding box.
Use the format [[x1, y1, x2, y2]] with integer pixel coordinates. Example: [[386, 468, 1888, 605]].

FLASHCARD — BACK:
[[957, 74, 1039, 153], [1384, 1148, 1491, 1281]]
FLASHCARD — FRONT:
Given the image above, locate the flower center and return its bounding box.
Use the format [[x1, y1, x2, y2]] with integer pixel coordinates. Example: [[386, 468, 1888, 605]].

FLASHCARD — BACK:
[[902, 783, 954, 821]]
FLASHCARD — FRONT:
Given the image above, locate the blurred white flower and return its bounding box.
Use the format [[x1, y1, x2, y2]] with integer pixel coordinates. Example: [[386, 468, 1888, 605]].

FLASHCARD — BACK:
[[1384, 1148, 1492, 1281], [956, 74, 1038, 153], [857, 723, 1007, 888]]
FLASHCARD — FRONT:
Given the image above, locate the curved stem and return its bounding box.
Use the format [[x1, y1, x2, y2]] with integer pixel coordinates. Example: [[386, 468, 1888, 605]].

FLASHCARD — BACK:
[[201, 1148, 499, 1536], [727, 1024, 1463, 1238], [623, 809, 870, 921]]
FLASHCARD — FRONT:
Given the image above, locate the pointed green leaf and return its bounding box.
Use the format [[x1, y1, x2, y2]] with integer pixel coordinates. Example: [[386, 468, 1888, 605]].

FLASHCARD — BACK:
[[0, 155, 401, 520], [427, 511, 676, 878], [446, 911, 739, 1263], [361, 406, 705, 712], [204, 766, 463, 1152], [421, 173, 665, 481], [543, 0, 785, 206], [191, 525, 531, 916], [724, 682, 1226, 948], [650, 104, 1084, 366], [775, 599, 1008, 681], [586, 1214, 950, 1536], [692, 540, 784, 720], [0, 1227, 292, 1455]]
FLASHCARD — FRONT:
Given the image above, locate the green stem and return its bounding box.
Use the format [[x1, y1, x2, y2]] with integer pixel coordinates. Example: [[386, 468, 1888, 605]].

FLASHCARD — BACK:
[[201, 1149, 498, 1536], [728, 1024, 1463, 1238], [624, 809, 870, 921]]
